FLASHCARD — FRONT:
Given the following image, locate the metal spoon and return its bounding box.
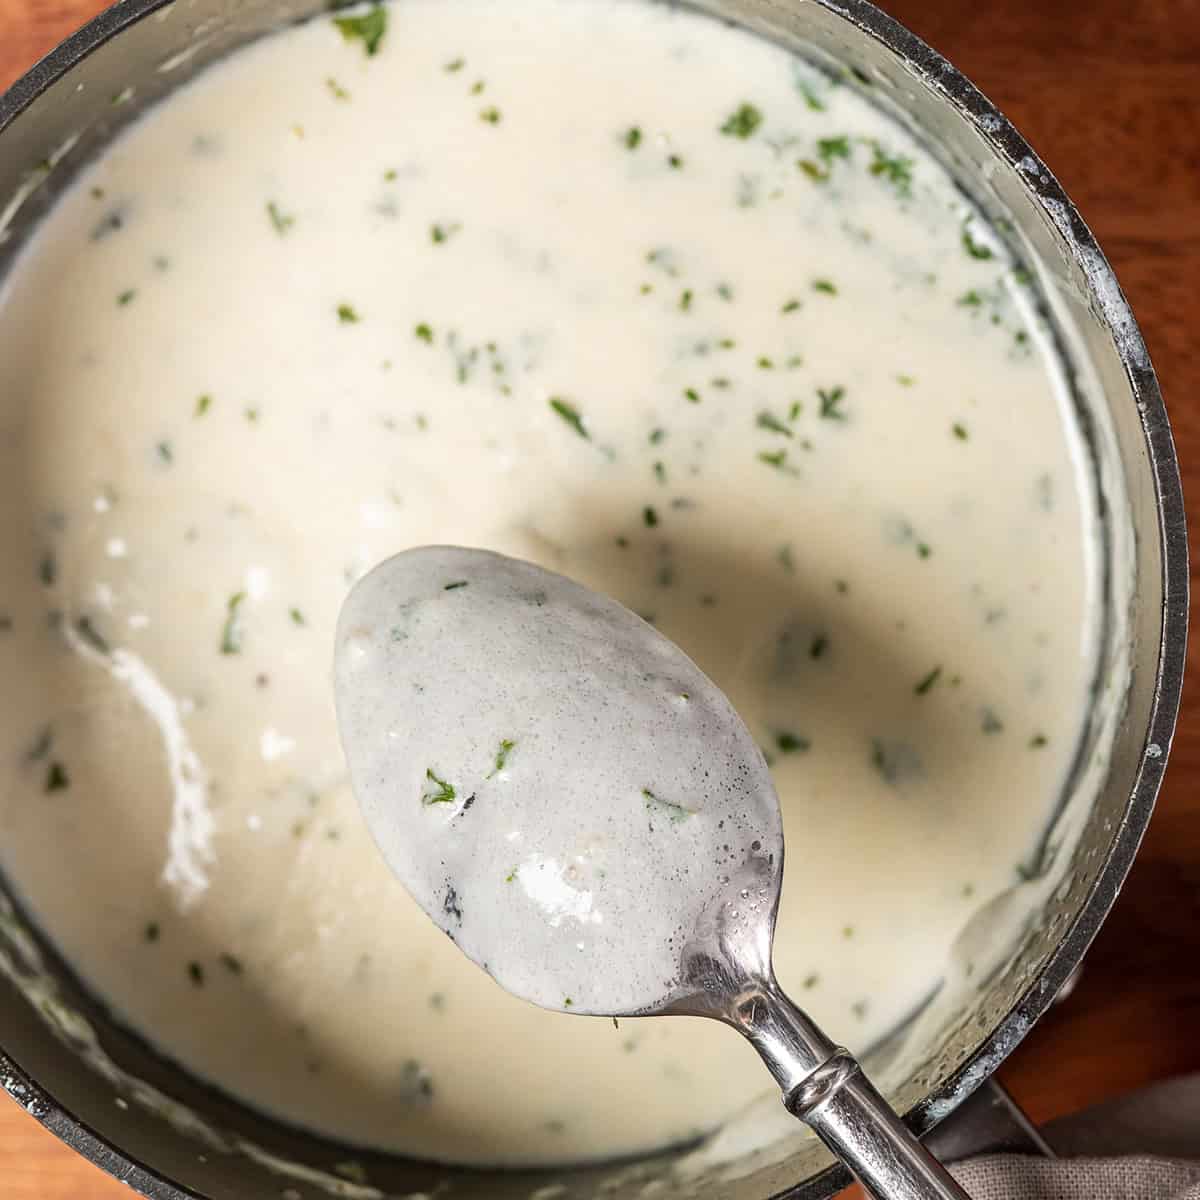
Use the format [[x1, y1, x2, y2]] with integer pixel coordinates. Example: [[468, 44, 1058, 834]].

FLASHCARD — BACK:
[[334, 546, 970, 1200]]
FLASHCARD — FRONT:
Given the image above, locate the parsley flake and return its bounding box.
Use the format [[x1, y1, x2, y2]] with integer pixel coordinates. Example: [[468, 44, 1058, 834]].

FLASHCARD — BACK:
[[549, 397, 589, 440], [421, 769, 457, 805], [720, 103, 763, 139], [333, 4, 388, 57]]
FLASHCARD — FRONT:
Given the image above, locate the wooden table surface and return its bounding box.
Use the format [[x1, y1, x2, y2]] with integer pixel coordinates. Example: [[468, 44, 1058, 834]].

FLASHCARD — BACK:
[[0, 0, 1197, 1194]]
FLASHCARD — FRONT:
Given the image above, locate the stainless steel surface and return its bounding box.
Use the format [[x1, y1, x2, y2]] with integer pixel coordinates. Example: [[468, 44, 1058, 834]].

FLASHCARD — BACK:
[[927, 1080, 1054, 1160], [792, 1065, 970, 1200], [0, 0, 1187, 1197], [655, 861, 970, 1198]]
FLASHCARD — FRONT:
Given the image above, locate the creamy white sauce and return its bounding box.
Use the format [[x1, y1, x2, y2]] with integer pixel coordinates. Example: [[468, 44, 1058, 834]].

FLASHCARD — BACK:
[[335, 545, 782, 1015], [0, 0, 1098, 1168]]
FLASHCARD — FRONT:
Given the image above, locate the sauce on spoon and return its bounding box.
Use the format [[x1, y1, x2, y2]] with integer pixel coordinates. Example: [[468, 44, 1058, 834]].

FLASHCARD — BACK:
[[334, 544, 782, 1015]]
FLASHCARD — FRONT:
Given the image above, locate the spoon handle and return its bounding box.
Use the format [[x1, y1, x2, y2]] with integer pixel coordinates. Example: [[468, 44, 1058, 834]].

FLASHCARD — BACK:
[[736, 978, 969, 1200], [785, 1049, 970, 1200]]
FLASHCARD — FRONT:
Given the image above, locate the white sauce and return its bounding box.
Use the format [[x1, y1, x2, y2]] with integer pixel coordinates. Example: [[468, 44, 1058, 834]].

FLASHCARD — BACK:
[[0, 0, 1098, 1168], [335, 545, 782, 1016]]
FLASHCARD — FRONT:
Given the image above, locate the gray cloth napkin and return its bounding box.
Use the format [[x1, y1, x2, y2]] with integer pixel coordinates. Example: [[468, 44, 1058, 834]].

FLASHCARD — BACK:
[[950, 1155, 1200, 1199], [948, 1076, 1200, 1199]]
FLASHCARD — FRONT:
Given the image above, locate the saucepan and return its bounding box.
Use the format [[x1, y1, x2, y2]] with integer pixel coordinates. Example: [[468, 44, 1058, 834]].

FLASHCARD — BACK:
[[0, 0, 1187, 1197]]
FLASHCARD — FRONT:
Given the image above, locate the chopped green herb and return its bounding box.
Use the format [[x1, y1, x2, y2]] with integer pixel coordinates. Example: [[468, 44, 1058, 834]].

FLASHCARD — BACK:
[[421, 768, 456, 805], [871, 738, 921, 784], [914, 666, 943, 695], [798, 82, 825, 111], [781, 298, 801, 314], [220, 592, 246, 655], [679, 289, 693, 311], [39, 552, 57, 587], [479, 106, 502, 124], [117, 289, 136, 307], [642, 788, 694, 823], [776, 544, 795, 573], [896, 374, 915, 387], [810, 633, 829, 659], [266, 201, 294, 235], [564, 997, 574, 1007], [653, 460, 667, 485], [624, 126, 642, 150], [917, 542, 932, 559], [325, 77, 350, 101], [648, 427, 666, 445], [414, 323, 434, 344], [194, 393, 212, 417], [187, 961, 205, 987], [144, 922, 160, 943], [716, 282, 734, 302], [643, 506, 659, 528], [444, 57, 465, 72], [981, 708, 1004, 734], [549, 397, 589, 440], [818, 386, 847, 420], [333, 4, 388, 56], [489, 739, 516, 778], [756, 410, 793, 438], [758, 448, 789, 470], [44, 761, 70, 793], [383, 168, 397, 181], [868, 144, 914, 194], [25, 728, 53, 762], [1029, 733, 1048, 749], [75, 615, 110, 655], [244, 406, 260, 423], [505, 868, 517, 883], [818, 135, 851, 161], [289, 607, 306, 626], [798, 159, 828, 182], [962, 223, 995, 260], [756, 356, 775, 370], [775, 731, 810, 754], [720, 103, 763, 139], [155, 441, 173, 465], [218, 952, 243, 975], [803, 972, 820, 989], [667, 153, 684, 169], [684, 387, 701, 403], [336, 303, 360, 324], [443, 580, 468, 591], [958, 290, 983, 308], [430, 222, 460, 244], [952, 422, 969, 441], [812, 279, 837, 295]]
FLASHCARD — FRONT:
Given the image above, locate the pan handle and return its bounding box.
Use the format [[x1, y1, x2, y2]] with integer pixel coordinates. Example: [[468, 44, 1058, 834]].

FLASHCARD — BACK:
[[925, 1079, 1054, 1160]]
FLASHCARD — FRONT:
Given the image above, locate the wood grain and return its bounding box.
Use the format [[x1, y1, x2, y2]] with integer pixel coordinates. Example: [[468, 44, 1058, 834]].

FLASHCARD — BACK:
[[0, 0, 1196, 1194]]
